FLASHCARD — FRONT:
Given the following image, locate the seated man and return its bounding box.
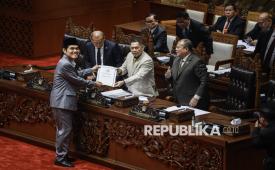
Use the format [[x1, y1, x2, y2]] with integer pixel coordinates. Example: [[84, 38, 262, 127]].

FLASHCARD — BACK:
[[115, 39, 157, 97], [84, 30, 123, 68], [245, 12, 273, 45], [143, 13, 169, 53], [209, 3, 245, 38], [165, 39, 209, 110], [176, 11, 213, 61]]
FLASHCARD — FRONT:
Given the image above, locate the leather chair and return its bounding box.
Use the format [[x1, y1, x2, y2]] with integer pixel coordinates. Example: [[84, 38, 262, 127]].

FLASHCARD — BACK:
[[117, 43, 130, 61], [266, 80, 275, 102], [211, 66, 256, 118]]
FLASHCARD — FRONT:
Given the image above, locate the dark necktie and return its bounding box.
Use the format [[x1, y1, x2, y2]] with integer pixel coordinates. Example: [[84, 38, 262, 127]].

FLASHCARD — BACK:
[[264, 37, 275, 69], [97, 48, 101, 65]]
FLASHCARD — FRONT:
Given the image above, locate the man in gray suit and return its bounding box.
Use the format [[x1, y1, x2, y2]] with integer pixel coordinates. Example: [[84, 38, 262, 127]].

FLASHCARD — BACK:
[[165, 39, 209, 110], [50, 38, 101, 167], [114, 39, 157, 97]]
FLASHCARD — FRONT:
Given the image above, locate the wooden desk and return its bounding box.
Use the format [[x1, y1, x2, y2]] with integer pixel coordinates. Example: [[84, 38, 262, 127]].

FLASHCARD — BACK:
[[0, 75, 264, 170], [150, 2, 186, 20]]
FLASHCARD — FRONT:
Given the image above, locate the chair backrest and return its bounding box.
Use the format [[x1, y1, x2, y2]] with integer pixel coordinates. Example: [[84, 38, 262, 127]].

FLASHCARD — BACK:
[[113, 27, 154, 58], [245, 11, 260, 34], [226, 66, 256, 110], [212, 6, 224, 25], [208, 32, 238, 71], [65, 18, 94, 39], [266, 80, 275, 102], [184, 1, 208, 24], [167, 35, 176, 53]]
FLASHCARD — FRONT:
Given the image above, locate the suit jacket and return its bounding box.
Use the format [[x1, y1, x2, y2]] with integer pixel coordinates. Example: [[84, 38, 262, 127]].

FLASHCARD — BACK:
[[171, 54, 209, 110], [50, 55, 94, 111], [210, 15, 245, 38], [120, 51, 157, 97], [245, 23, 261, 40], [252, 121, 275, 170], [176, 19, 213, 55], [84, 40, 123, 68], [151, 25, 169, 53], [254, 28, 273, 73]]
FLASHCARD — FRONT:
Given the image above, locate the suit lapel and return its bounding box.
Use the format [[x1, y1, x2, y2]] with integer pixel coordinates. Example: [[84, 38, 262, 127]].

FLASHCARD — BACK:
[[103, 41, 109, 65], [176, 54, 193, 79], [91, 44, 96, 65], [172, 57, 180, 79]]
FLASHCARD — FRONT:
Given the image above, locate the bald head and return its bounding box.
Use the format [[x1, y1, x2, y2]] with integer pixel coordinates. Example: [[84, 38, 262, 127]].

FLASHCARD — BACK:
[[258, 12, 272, 31], [90, 31, 105, 48]]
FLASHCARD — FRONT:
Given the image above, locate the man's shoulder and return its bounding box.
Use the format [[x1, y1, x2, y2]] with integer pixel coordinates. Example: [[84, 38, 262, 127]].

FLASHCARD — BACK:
[[105, 39, 117, 47]]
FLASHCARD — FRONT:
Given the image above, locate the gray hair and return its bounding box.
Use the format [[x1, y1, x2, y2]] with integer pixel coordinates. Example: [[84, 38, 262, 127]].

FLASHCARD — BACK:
[[177, 39, 193, 51]]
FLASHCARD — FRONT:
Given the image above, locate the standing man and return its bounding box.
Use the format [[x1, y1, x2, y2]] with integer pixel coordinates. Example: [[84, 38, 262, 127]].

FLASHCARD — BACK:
[[115, 39, 157, 97], [84, 30, 123, 68], [143, 13, 169, 53], [165, 39, 209, 110], [176, 11, 213, 62], [209, 3, 245, 37], [254, 17, 275, 74], [50, 38, 101, 167]]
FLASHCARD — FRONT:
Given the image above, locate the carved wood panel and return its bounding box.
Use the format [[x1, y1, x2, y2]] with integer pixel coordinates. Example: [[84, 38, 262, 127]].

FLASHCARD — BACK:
[[0, 91, 53, 127], [107, 118, 223, 170]]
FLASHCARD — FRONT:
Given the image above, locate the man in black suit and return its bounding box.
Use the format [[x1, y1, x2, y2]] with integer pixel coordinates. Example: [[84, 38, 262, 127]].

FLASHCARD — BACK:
[[143, 14, 169, 53], [176, 11, 213, 62], [165, 39, 209, 110], [209, 3, 245, 38], [252, 101, 275, 170], [245, 12, 272, 44], [254, 17, 275, 74], [84, 30, 123, 68]]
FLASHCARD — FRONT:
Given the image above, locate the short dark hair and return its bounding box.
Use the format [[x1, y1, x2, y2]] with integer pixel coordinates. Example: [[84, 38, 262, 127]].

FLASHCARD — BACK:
[[176, 11, 190, 20], [147, 13, 159, 21], [224, 3, 237, 11], [63, 37, 78, 49]]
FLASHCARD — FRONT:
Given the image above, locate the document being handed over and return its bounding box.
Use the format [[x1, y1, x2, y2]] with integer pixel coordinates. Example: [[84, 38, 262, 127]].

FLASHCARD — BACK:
[[96, 65, 117, 87]]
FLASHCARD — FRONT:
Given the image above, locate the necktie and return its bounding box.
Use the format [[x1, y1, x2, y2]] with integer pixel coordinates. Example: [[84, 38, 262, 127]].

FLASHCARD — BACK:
[[97, 48, 101, 65], [264, 37, 275, 69], [223, 19, 230, 34]]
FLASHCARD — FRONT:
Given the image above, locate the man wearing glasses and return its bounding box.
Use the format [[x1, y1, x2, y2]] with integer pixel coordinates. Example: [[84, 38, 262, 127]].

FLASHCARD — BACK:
[[143, 14, 169, 53]]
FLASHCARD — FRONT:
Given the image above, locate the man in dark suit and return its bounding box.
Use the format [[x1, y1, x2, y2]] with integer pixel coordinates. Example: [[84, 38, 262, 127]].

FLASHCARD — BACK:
[[165, 39, 209, 110], [245, 12, 272, 44], [176, 11, 213, 62], [209, 3, 245, 38], [143, 13, 169, 53], [254, 17, 275, 74], [50, 38, 101, 167], [84, 30, 123, 68], [252, 101, 275, 170]]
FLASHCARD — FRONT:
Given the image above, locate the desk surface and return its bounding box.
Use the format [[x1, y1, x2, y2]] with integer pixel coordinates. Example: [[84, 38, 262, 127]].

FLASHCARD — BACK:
[[0, 69, 264, 170]]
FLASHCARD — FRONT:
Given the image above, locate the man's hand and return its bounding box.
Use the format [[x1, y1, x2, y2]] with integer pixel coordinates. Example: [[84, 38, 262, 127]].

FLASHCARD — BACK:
[[117, 68, 122, 76], [95, 81, 102, 87], [114, 80, 124, 87], [165, 66, 172, 79], [92, 65, 100, 72], [189, 97, 199, 107]]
